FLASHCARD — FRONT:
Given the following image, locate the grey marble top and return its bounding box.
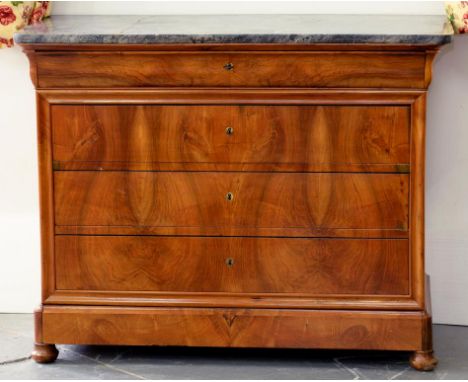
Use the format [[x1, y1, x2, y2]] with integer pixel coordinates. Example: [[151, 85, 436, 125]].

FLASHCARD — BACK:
[[14, 14, 453, 45]]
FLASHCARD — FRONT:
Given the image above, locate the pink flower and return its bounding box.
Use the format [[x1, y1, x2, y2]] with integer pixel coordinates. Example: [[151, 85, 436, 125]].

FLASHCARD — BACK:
[[0, 5, 16, 26], [30, 7, 45, 24], [30, 2, 50, 23], [22, 5, 32, 21], [41, 2, 50, 12], [0, 36, 14, 47]]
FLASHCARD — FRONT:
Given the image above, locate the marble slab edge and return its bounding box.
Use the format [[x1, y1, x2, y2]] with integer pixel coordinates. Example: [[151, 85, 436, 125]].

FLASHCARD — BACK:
[[14, 33, 453, 45]]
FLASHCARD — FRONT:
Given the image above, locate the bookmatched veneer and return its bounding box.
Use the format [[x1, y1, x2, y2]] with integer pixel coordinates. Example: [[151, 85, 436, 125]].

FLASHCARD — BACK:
[[21, 29, 446, 370]]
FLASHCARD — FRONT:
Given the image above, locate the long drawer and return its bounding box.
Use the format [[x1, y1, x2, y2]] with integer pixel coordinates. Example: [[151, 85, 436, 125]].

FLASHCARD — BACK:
[[55, 236, 409, 295], [36, 51, 426, 88], [52, 105, 410, 172], [54, 172, 409, 237]]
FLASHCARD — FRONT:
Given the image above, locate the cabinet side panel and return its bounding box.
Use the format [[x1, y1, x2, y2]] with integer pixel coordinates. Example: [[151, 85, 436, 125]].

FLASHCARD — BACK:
[[410, 94, 426, 309], [37, 93, 55, 301]]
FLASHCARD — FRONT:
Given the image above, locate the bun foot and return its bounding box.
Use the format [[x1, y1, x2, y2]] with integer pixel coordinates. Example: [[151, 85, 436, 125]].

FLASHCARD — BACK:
[[410, 350, 438, 371], [32, 343, 58, 363]]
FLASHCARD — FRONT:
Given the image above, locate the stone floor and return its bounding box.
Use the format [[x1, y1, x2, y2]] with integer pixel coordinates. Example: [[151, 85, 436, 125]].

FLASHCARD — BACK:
[[0, 314, 467, 380]]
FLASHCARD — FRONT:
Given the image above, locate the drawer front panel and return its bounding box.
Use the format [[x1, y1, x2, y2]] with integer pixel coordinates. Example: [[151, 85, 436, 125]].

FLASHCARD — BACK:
[[42, 306, 425, 349], [55, 236, 409, 295], [54, 172, 409, 236], [37, 52, 426, 88], [52, 105, 410, 172]]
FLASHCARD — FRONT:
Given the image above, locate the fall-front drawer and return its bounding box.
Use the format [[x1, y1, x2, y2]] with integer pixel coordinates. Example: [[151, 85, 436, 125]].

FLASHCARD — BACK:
[[54, 172, 409, 237], [55, 236, 409, 295], [52, 104, 410, 172], [36, 51, 426, 88]]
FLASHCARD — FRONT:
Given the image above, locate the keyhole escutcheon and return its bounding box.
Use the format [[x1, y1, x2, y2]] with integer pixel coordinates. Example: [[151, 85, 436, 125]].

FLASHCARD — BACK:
[[225, 192, 234, 201], [223, 63, 234, 71]]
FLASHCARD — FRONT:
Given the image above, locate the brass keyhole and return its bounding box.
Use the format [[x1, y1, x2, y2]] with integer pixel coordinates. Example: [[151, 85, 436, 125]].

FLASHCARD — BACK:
[[223, 63, 234, 71], [226, 258, 234, 267], [225, 192, 234, 201], [225, 126, 234, 136]]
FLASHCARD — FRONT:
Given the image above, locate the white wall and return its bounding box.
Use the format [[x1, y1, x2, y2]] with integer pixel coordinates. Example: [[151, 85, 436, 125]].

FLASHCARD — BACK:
[[1, 1, 467, 325], [0, 47, 40, 312], [426, 36, 468, 326], [52, 1, 444, 15]]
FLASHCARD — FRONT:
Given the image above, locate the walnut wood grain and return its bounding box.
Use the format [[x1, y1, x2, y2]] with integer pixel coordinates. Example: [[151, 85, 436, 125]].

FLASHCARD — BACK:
[[37, 94, 55, 301], [409, 278, 437, 370], [55, 236, 409, 295], [19, 42, 443, 368], [36, 51, 426, 89], [41, 305, 429, 351], [45, 291, 420, 311], [39, 88, 425, 105], [31, 343, 58, 364], [410, 94, 426, 309], [410, 351, 438, 371], [54, 172, 409, 237], [32, 307, 59, 363], [52, 105, 410, 172]]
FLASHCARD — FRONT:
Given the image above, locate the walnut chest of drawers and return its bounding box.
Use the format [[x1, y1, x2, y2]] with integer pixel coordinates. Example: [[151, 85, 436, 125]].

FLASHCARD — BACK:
[[17, 14, 452, 370]]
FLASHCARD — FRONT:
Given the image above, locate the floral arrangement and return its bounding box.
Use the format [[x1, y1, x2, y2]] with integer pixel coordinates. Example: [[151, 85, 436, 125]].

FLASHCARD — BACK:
[[0, 1, 50, 48], [446, 1, 468, 33]]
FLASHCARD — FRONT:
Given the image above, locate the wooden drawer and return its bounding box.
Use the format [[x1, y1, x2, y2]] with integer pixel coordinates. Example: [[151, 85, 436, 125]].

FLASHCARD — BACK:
[[55, 236, 409, 295], [54, 172, 409, 237], [52, 105, 410, 172], [41, 305, 427, 349], [36, 51, 426, 88]]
